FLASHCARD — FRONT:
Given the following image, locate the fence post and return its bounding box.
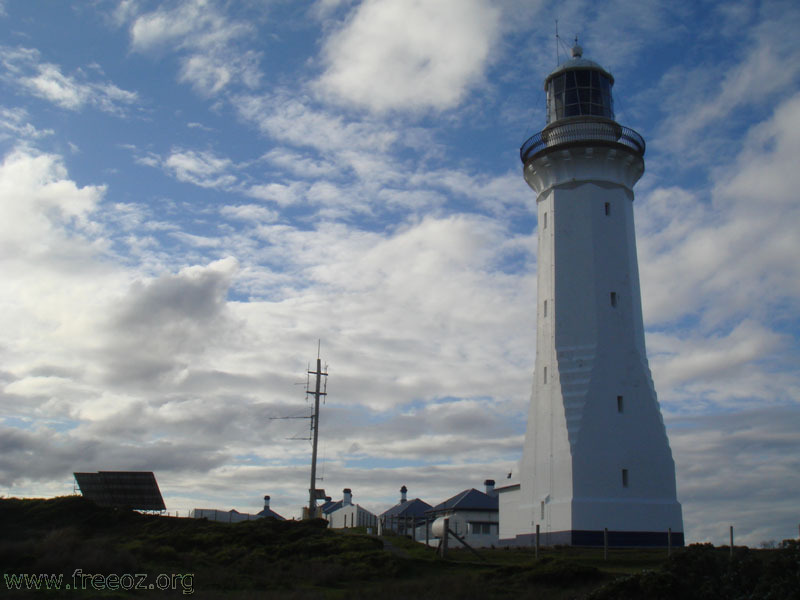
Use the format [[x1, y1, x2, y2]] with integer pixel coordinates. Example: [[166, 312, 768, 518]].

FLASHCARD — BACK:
[[603, 528, 608, 560], [668, 528, 672, 557], [441, 517, 450, 558], [535, 524, 540, 559], [730, 525, 734, 558]]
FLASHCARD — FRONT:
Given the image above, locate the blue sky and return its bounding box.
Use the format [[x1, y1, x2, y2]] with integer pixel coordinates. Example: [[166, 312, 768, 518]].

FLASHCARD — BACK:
[[1, 0, 798, 546]]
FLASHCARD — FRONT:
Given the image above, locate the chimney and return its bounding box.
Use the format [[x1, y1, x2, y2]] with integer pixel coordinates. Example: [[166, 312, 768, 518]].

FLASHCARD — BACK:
[[400, 485, 408, 504], [263, 495, 270, 509], [343, 488, 352, 506], [484, 479, 496, 496]]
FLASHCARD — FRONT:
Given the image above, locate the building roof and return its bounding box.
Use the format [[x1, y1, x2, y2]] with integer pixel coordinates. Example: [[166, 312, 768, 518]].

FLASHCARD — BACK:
[[427, 488, 498, 514], [380, 497, 432, 519], [544, 45, 614, 87], [256, 507, 286, 520], [321, 500, 342, 515]]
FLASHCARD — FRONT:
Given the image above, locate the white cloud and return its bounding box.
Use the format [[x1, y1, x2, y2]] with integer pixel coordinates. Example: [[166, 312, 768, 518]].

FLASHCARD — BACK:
[[246, 182, 307, 206], [649, 321, 798, 413], [652, 3, 800, 162], [0, 150, 127, 433], [639, 91, 800, 332], [633, 91, 800, 421], [97, 257, 240, 388], [0, 46, 139, 115], [235, 94, 399, 154], [179, 54, 231, 96], [670, 407, 800, 545], [22, 63, 86, 109], [164, 148, 237, 189], [233, 93, 531, 221], [262, 148, 338, 179], [170, 231, 223, 248], [235, 215, 536, 408], [315, 0, 501, 112], [0, 150, 534, 507], [0, 149, 106, 251], [412, 168, 531, 216], [128, 0, 261, 95], [310, 0, 354, 19], [0, 107, 54, 141], [221, 204, 278, 223]]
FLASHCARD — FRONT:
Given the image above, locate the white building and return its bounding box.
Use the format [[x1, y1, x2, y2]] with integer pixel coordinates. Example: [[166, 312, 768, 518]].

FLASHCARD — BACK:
[[256, 495, 286, 520], [427, 480, 499, 548], [190, 508, 258, 523], [497, 44, 683, 547], [323, 488, 378, 529], [191, 494, 285, 522], [380, 485, 432, 538]]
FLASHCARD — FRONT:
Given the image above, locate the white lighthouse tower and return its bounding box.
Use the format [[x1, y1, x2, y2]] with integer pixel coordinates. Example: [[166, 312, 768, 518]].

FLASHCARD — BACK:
[[497, 44, 683, 546]]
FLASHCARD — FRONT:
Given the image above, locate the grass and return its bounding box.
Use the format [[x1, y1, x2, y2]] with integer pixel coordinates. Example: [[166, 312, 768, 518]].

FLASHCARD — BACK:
[[1, 497, 797, 599]]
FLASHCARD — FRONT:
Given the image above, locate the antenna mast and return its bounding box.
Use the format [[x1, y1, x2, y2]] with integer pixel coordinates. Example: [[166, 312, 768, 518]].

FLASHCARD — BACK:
[[307, 343, 328, 518], [555, 19, 559, 64]]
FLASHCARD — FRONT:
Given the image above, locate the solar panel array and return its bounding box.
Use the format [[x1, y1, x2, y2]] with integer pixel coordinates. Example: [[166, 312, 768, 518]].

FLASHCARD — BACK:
[[74, 471, 166, 511]]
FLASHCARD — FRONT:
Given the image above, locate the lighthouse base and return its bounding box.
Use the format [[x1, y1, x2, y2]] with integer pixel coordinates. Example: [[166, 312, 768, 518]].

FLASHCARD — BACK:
[[500, 529, 684, 548]]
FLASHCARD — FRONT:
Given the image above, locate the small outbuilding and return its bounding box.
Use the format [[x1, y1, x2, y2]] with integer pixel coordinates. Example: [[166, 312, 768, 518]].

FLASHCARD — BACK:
[[323, 488, 378, 529], [256, 495, 286, 520], [380, 485, 431, 539], [190, 508, 258, 523], [191, 493, 286, 522], [426, 480, 499, 548]]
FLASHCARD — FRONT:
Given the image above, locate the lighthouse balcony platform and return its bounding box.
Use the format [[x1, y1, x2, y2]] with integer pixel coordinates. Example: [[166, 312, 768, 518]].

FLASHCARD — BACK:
[[521, 119, 645, 164]]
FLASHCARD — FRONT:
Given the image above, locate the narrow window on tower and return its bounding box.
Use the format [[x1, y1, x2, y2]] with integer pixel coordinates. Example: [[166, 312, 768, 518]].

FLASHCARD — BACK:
[[543, 367, 548, 384], [543, 300, 548, 317], [617, 395, 624, 413], [622, 469, 629, 488], [604, 202, 610, 216], [543, 212, 548, 229], [610, 292, 618, 307], [540, 501, 545, 520]]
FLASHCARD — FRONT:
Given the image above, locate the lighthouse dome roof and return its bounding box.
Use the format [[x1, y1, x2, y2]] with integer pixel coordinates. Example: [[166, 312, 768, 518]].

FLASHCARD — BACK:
[[544, 45, 614, 88]]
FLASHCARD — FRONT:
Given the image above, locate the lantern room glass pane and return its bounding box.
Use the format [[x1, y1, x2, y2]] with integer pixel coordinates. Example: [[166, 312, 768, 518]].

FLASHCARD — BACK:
[[565, 89, 579, 104], [546, 68, 616, 122]]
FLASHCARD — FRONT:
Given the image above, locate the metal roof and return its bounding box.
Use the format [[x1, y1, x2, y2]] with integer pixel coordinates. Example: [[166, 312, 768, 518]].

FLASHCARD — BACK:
[[427, 488, 498, 514], [544, 45, 614, 87], [380, 497, 432, 518], [321, 499, 342, 514], [256, 507, 286, 520]]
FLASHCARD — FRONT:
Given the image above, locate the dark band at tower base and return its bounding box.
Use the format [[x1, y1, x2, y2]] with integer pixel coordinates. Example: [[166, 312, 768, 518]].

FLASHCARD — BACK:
[[502, 530, 685, 548]]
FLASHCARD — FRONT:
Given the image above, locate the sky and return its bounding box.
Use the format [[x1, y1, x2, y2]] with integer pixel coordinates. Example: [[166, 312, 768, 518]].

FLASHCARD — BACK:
[[0, 0, 798, 547]]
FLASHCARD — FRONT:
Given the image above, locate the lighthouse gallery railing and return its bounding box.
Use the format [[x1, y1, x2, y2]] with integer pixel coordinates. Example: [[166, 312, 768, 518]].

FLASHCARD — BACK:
[[520, 119, 645, 163]]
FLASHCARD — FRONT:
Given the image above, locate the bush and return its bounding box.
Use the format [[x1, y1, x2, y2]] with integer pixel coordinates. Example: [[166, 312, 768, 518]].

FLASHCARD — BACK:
[[587, 542, 800, 600]]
